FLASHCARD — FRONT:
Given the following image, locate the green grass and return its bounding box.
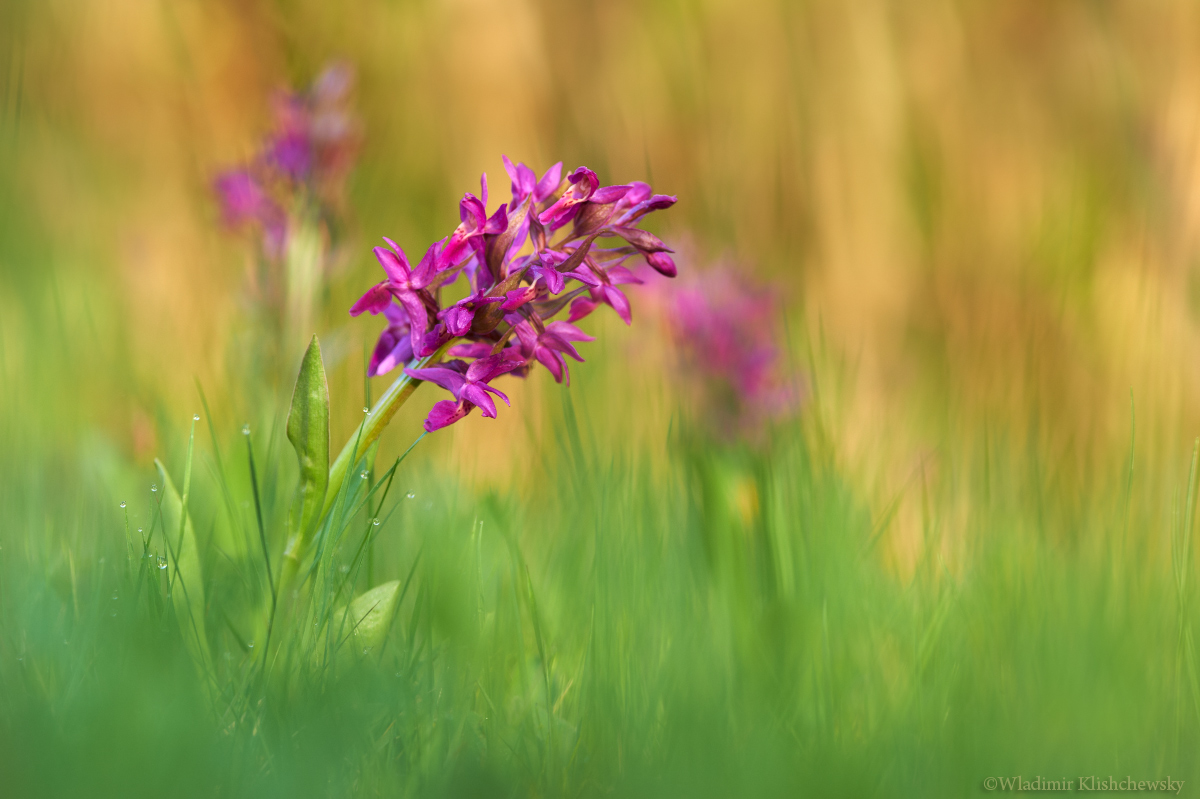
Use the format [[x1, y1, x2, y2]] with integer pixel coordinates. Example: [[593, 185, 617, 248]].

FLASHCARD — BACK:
[[0, 324, 1194, 797]]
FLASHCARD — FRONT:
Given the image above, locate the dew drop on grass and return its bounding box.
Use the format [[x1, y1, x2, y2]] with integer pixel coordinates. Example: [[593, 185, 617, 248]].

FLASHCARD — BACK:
[[247, 641, 254, 649], [363, 648, 369, 655], [111, 590, 118, 600], [119, 501, 126, 508], [339, 564, 350, 574], [407, 492, 415, 499], [363, 406, 370, 414], [137, 527, 143, 534], [193, 414, 200, 421], [158, 556, 167, 570], [373, 519, 380, 526], [360, 471, 369, 479], [151, 484, 158, 493], [242, 424, 250, 435]]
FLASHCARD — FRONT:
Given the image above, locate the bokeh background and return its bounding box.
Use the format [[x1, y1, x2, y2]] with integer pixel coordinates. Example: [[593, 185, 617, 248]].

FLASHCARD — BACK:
[[6, 0, 1200, 794], [9, 1, 1200, 554]]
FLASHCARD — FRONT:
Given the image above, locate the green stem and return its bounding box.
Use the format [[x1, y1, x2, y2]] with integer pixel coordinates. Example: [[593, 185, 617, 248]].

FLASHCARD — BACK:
[[277, 343, 448, 595]]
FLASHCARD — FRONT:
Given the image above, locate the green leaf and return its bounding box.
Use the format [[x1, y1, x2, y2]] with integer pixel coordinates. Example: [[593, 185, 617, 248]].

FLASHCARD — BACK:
[[154, 458, 212, 670], [281, 336, 330, 580], [336, 580, 401, 653]]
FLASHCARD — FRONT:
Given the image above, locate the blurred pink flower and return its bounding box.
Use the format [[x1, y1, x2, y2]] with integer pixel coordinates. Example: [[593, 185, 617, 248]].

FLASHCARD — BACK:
[[662, 266, 800, 435], [213, 61, 360, 259]]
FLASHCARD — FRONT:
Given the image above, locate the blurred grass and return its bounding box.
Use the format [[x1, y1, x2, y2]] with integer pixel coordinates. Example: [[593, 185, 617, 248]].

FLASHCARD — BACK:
[[4, 0, 1200, 796]]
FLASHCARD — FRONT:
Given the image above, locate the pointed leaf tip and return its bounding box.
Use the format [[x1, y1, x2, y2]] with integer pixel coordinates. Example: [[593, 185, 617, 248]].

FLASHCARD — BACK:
[[284, 336, 330, 564]]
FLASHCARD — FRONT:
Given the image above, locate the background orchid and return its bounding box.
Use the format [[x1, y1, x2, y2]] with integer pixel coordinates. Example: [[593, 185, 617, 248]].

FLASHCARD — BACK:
[[661, 265, 800, 437], [213, 62, 361, 365]]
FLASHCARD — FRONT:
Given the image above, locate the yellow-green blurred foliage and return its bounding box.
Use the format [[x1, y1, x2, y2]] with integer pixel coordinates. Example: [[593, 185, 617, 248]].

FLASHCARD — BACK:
[[6, 0, 1200, 575]]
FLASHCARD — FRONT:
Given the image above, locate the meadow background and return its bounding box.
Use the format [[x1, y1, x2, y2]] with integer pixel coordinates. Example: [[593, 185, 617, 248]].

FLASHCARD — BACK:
[[4, 1, 1200, 796]]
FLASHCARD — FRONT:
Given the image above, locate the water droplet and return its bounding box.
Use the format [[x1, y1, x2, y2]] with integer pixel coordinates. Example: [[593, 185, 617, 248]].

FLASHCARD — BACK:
[[360, 471, 369, 479], [339, 564, 350, 574], [119, 501, 126, 509], [137, 527, 143, 534], [363, 648, 369, 655], [111, 590, 119, 600], [193, 414, 200, 421], [151, 484, 158, 493], [157, 556, 167, 570], [406, 492, 415, 499], [110, 611, 118, 617], [363, 406, 370, 414], [372, 518, 381, 526], [242, 424, 250, 435], [247, 641, 254, 649]]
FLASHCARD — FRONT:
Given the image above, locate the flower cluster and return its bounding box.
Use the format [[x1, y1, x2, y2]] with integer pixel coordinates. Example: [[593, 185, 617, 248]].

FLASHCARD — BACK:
[[662, 266, 799, 436], [214, 62, 360, 259], [353, 158, 677, 431]]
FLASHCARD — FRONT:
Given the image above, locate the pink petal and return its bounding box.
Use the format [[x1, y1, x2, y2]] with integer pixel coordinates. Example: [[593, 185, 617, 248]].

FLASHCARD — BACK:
[[461, 384, 498, 417], [447, 341, 494, 359], [442, 304, 475, 336], [535, 348, 566, 383], [604, 286, 632, 324], [411, 241, 441, 288], [590, 185, 630, 204], [484, 203, 509, 235], [370, 327, 415, 377], [374, 243, 412, 285], [646, 251, 677, 277], [502, 286, 539, 311], [536, 162, 563, 201], [405, 365, 466, 397], [350, 283, 394, 317], [546, 320, 595, 343], [567, 297, 598, 323], [424, 400, 472, 432], [480, 382, 512, 406]]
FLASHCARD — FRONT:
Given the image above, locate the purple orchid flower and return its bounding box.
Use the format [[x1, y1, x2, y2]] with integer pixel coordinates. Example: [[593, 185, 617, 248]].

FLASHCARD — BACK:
[[538, 167, 630, 231], [500, 250, 600, 311], [214, 169, 288, 259], [405, 352, 527, 431], [350, 238, 440, 354], [353, 158, 678, 433], [439, 290, 506, 337], [439, 175, 509, 273], [368, 303, 415, 377], [503, 156, 563, 207], [514, 320, 594, 385], [613, 181, 678, 226]]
